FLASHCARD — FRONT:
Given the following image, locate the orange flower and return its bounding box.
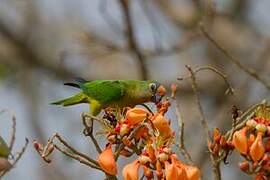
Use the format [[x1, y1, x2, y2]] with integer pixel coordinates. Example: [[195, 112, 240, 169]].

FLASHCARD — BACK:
[[97, 144, 117, 175], [164, 161, 180, 180], [185, 165, 200, 180], [152, 114, 173, 138], [164, 160, 188, 180], [125, 108, 150, 125], [122, 160, 140, 180], [170, 154, 198, 180], [249, 132, 265, 162], [232, 127, 248, 154]]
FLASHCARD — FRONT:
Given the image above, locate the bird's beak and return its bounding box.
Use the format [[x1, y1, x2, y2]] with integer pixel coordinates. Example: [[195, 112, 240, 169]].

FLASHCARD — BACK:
[[152, 85, 166, 104]]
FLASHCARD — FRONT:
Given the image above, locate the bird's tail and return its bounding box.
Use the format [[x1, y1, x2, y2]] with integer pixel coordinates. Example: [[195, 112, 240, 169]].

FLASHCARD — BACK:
[[51, 92, 88, 106]]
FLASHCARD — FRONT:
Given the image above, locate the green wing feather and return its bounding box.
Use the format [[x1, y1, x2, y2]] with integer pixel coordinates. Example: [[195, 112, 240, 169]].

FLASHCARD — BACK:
[[51, 92, 88, 106], [81, 80, 124, 104]]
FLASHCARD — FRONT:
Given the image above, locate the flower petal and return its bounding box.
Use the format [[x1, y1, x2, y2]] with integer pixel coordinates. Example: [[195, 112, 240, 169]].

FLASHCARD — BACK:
[[250, 132, 265, 162], [232, 127, 248, 154], [97, 144, 117, 175], [126, 108, 150, 126], [122, 160, 140, 180]]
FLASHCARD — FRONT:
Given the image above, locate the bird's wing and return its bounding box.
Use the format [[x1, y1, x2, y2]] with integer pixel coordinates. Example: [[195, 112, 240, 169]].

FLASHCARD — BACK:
[[81, 80, 124, 104]]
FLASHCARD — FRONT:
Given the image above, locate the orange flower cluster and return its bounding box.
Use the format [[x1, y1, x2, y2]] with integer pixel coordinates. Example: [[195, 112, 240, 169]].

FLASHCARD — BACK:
[[208, 128, 234, 161], [232, 105, 270, 179], [97, 99, 200, 180]]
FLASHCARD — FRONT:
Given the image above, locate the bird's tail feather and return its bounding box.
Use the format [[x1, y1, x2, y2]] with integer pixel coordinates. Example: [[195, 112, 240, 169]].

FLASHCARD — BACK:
[[51, 93, 88, 106]]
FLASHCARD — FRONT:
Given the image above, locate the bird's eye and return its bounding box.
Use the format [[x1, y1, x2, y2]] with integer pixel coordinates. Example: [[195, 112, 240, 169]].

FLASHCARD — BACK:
[[149, 83, 157, 92]]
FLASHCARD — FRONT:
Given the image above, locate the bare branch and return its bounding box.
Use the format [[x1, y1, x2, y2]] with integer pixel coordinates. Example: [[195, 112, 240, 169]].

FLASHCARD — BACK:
[[184, 65, 221, 180], [81, 114, 102, 154], [118, 0, 148, 80], [54, 145, 101, 171], [178, 65, 235, 95], [199, 23, 270, 91]]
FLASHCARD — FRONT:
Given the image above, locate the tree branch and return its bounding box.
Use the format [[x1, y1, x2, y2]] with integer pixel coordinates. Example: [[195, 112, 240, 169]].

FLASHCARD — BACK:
[[199, 23, 270, 91], [118, 0, 148, 80]]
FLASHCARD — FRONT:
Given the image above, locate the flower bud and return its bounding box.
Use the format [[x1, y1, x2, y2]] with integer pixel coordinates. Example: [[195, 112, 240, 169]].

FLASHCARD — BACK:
[[138, 155, 151, 165], [238, 161, 249, 172], [256, 124, 267, 133], [246, 119, 257, 128], [163, 147, 172, 154], [213, 144, 219, 155], [158, 153, 169, 162], [33, 140, 43, 152], [219, 136, 227, 148], [213, 128, 221, 143], [120, 124, 129, 136]]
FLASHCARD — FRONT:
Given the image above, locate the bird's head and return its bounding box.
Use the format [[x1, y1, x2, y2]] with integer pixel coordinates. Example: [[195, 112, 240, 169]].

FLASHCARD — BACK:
[[148, 81, 166, 104]]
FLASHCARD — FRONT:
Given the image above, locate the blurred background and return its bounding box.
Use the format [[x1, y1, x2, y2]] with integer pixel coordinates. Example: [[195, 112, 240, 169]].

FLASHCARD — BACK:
[[0, 0, 270, 179]]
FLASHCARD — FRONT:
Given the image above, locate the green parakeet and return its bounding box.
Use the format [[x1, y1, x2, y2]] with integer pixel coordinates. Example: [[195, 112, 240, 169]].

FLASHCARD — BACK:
[[52, 79, 166, 116], [0, 136, 10, 158]]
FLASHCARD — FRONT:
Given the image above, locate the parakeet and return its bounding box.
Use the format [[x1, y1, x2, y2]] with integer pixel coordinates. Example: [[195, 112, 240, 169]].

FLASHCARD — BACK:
[[0, 136, 10, 158], [51, 79, 166, 116]]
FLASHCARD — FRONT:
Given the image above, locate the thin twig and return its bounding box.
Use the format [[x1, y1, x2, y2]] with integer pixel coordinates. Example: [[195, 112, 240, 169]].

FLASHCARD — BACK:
[[185, 65, 221, 180], [178, 65, 234, 95], [199, 23, 270, 91], [53, 133, 99, 166], [54, 145, 101, 171], [81, 114, 102, 153], [175, 100, 194, 165]]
